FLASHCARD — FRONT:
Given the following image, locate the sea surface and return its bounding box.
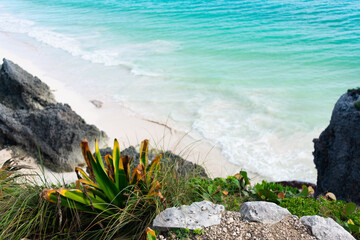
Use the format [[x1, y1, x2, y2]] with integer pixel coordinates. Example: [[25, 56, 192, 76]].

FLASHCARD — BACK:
[[0, 0, 359, 182]]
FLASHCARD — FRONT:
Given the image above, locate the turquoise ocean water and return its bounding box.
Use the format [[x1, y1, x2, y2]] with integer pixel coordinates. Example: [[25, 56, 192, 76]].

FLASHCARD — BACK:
[[0, 0, 359, 182]]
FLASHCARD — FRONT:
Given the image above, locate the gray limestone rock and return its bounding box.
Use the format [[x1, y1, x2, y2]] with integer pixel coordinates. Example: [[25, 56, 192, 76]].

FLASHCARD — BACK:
[[152, 200, 225, 230], [0, 59, 108, 171], [300, 215, 355, 240], [313, 89, 360, 203], [0, 102, 107, 171], [240, 201, 291, 224], [0, 58, 56, 110]]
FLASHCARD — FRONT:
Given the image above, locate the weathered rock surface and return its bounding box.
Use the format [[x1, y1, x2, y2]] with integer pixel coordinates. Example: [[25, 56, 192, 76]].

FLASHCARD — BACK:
[[0, 59, 56, 110], [0, 59, 108, 171], [153, 201, 225, 230], [240, 201, 291, 224], [160, 151, 208, 178], [301, 215, 355, 240], [313, 89, 360, 203]]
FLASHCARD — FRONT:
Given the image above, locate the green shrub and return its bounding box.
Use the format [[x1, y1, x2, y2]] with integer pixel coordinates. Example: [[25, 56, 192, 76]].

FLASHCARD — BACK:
[[280, 197, 360, 238], [249, 180, 311, 203], [188, 174, 247, 210]]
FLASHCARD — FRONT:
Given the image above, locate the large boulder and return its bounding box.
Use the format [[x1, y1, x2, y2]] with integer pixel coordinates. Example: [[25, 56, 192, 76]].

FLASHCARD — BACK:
[[0, 59, 56, 110], [152, 200, 225, 231], [300, 215, 355, 240], [313, 89, 360, 203], [240, 201, 291, 224], [0, 59, 108, 171]]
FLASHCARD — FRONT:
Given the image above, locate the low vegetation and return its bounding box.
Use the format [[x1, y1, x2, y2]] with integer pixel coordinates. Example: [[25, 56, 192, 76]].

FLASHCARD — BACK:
[[0, 139, 359, 239]]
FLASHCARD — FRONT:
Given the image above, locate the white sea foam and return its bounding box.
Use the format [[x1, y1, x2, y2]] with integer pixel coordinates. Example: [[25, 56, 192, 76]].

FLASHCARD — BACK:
[[0, 13, 35, 33], [192, 96, 318, 182], [0, 11, 179, 79]]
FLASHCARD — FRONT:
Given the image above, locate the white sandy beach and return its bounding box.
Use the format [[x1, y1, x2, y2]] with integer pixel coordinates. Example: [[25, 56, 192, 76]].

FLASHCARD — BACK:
[[0, 31, 263, 184]]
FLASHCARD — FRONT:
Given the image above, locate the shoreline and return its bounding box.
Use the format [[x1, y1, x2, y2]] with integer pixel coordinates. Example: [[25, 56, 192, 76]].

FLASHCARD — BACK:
[[0, 31, 265, 183]]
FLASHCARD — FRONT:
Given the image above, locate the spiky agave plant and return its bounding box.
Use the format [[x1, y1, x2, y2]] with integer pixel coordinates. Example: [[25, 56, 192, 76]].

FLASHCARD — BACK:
[[42, 139, 163, 215]]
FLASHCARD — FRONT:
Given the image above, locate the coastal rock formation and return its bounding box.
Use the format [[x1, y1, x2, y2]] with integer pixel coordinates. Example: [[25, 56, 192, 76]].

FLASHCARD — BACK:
[[301, 215, 355, 240], [239, 201, 291, 224], [0, 59, 56, 110], [313, 89, 360, 203], [0, 59, 107, 171], [153, 200, 225, 231]]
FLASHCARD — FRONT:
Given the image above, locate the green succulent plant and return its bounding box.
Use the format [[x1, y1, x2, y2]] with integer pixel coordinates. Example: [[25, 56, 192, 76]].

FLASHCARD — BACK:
[[42, 139, 163, 215]]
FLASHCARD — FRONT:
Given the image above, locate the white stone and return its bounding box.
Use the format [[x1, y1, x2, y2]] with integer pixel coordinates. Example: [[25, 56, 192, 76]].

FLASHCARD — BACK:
[[152, 200, 225, 230], [300, 215, 355, 240], [240, 201, 291, 224], [90, 99, 103, 108]]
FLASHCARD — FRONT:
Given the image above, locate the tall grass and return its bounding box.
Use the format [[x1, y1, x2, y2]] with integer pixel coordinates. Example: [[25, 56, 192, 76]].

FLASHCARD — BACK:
[[0, 146, 209, 239]]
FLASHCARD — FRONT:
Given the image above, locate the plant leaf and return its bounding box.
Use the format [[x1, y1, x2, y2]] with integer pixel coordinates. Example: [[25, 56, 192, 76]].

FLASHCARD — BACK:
[[344, 202, 357, 217], [57, 189, 108, 211], [278, 192, 285, 199], [146, 227, 156, 240], [76, 179, 101, 190], [240, 170, 250, 186], [105, 155, 115, 181], [95, 139, 106, 170], [113, 139, 122, 190], [45, 190, 91, 212], [121, 155, 131, 182], [75, 167, 92, 182], [140, 139, 149, 170], [300, 185, 309, 197], [147, 155, 161, 184], [348, 223, 360, 233], [87, 151, 122, 205], [80, 139, 95, 180]]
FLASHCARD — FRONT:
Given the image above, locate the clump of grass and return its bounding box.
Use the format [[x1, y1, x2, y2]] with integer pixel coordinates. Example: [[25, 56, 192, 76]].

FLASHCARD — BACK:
[[354, 101, 360, 111], [0, 180, 76, 239], [0, 167, 162, 239]]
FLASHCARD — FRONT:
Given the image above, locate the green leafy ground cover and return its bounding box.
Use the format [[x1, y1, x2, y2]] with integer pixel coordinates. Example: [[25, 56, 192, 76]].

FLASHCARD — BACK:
[[0, 141, 359, 239], [188, 174, 360, 239]]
